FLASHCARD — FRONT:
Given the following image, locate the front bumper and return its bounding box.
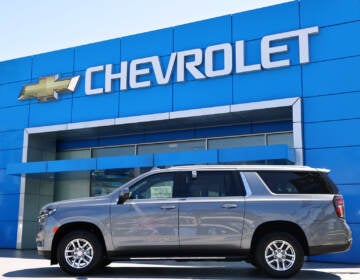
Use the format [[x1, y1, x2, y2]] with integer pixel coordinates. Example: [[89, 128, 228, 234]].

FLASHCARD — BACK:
[[36, 216, 57, 256]]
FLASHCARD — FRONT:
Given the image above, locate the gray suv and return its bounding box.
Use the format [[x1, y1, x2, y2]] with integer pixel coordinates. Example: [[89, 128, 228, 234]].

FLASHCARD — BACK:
[[36, 165, 352, 278]]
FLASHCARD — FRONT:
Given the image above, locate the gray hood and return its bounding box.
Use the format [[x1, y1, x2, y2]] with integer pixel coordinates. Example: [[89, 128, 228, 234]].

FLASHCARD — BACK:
[[41, 194, 113, 210]]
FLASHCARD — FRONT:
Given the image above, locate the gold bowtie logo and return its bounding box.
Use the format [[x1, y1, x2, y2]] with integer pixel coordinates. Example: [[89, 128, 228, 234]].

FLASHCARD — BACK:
[[18, 75, 80, 102]]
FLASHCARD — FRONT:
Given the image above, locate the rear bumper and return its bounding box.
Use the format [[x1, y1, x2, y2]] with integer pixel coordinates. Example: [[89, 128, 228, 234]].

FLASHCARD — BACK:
[[309, 238, 352, 256]]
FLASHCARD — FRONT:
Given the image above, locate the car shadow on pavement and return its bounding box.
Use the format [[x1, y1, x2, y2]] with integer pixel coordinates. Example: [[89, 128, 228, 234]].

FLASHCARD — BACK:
[[0, 249, 42, 260], [2, 264, 340, 280]]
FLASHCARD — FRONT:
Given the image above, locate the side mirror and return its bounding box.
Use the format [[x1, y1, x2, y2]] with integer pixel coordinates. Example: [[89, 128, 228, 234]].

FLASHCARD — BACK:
[[118, 187, 130, 204]]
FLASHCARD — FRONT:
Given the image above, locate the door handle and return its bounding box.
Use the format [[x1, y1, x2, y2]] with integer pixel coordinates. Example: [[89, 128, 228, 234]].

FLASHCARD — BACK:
[[160, 205, 177, 210], [222, 203, 238, 209]]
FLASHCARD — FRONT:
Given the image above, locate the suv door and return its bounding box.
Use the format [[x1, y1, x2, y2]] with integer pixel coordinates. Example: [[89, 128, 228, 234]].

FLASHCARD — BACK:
[[110, 172, 179, 256], [178, 171, 246, 255]]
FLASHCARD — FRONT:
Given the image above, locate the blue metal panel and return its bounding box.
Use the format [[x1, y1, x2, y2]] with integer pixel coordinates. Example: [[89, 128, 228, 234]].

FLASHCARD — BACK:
[[173, 76, 232, 111], [0, 80, 31, 108], [218, 145, 295, 163], [300, 0, 360, 27], [155, 150, 218, 166], [309, 223, 360, 264], [195, 124, 252, 138], [99, 134, 145, 147], [32, 48, 74, 78], [303, 56, 360, 97], [47, 159, 96, 172], [311, 22, 360, 62], [144, 130, 195, 143], [305, 147, 360, 185], [119, 85, 172, 117], [338, 185, 360, 224], [29, 99, 71, 127], [233, 66, 301, 103], [0, 149, 22, 169], [74, 39, 121, 71], [233, 2, 299, 41], [174, 16, 231, 51], [305, 119, 360, 149], [0, 169, 20, 194], [0, 57, 32, 84], [73, 71, 86, 97], [0, 221, 17, 248], [122, 28, 173, 60], [72, 93, 119, 122], [0, 105, 29, 132], [251, 121, 292, 134], [0, 130, 23, 150], [304, 92, 360, 123], [242, 40, 262, 67], [0, 194, 19, 220], [97, 154, 154, 169], [58, 139, 99, 151], [7, 161, 47, 175]]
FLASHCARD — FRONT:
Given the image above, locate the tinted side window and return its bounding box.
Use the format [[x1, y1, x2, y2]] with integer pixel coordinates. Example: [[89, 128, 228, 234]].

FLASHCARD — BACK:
[[257, 171, 335, 194], [185, 171, 244, 197], [130, 173, 174, 199]]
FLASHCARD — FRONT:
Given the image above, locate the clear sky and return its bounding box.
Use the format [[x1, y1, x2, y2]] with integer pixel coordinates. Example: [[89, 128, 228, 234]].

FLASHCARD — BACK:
[[0, 0, 290, 62]]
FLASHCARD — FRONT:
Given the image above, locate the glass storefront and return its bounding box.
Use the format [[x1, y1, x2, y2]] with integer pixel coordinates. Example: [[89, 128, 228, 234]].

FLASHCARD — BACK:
[[54, 131, 293, 198], [137, 139, 205, 155], [208, 134, 265, 149], [90, 167, 152, 196]]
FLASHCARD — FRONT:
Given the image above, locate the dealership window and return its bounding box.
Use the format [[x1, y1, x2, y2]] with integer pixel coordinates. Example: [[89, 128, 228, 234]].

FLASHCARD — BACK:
[[266, 132, 293, 147], [90, 168, 151, 196], [92, 145, 135, 157], [55, 131, 294, 197], [137, 140, 205, 155], [57, 149, 91, 160], [207, 135, 265, 150], [67, 131, 292, 160]]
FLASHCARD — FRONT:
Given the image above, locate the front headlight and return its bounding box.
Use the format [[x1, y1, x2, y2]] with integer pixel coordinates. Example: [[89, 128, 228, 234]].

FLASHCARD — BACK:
[[38, 208, 56, 223]]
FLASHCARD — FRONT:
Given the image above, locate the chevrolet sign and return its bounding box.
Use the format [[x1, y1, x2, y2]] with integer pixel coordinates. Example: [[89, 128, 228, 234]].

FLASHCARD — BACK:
[[85, 26, 319, 95], [19, 26, 319, 102], [18, 75, 80, 102]]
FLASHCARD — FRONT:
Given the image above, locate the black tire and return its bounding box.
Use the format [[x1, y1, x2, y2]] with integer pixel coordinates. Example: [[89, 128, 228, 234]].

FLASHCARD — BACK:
[[57, 230, 104, 275], [254, 232, 304, 278], [101, 258, 112, 267], [250, 259, 259, 268]]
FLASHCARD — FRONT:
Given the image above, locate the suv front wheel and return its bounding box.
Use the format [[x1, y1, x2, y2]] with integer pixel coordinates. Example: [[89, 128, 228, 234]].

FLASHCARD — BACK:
[[57, 230, 104, 275], [254, 232, 304, 278]]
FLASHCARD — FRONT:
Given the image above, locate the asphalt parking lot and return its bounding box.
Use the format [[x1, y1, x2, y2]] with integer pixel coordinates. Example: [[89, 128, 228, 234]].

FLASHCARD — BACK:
[[0, 249, 359, 280]]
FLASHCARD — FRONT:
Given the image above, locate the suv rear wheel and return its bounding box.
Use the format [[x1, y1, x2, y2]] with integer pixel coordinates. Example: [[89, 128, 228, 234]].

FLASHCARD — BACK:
[[254, 232, 304, 278], [57, 230, 103, 275]]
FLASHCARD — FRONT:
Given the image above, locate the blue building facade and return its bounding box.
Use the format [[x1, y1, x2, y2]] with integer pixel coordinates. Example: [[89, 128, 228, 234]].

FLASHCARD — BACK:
[[0, 0, 359, 263]]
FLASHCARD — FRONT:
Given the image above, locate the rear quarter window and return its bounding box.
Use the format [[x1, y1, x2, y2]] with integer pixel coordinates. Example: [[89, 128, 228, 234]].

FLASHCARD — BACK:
[[257, 171, 338, 194]]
